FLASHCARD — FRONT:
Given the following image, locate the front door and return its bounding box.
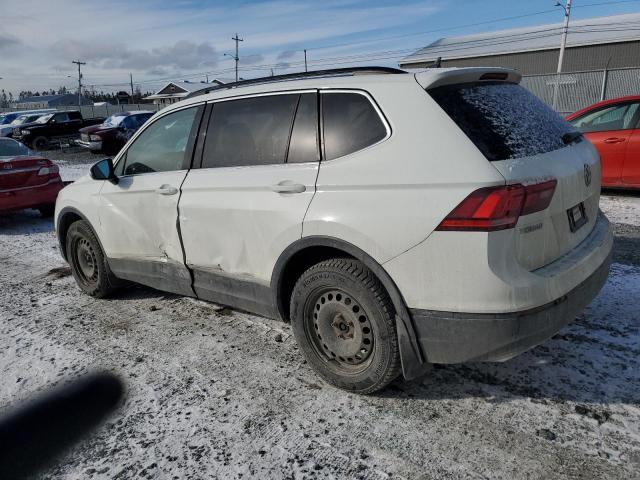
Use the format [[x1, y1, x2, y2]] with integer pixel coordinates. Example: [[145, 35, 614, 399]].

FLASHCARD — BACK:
[[622, 127, 640, 187], [97, 104, 203, 296], [571, 101, 640, 186], [179, 93, 320, 316]]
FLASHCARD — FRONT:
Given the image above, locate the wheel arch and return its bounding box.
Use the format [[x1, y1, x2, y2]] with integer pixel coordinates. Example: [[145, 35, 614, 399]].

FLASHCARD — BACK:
[[271, 236, 428, 379], [56, 207, 103, 262]]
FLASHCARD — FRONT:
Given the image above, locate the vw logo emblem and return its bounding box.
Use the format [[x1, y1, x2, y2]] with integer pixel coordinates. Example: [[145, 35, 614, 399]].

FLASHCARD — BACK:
[[584, 164, 592, 187], [2, 163, 11, 170]]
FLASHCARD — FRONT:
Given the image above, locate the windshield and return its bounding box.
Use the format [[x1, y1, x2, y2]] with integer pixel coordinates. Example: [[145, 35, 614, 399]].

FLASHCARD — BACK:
[[0, 139, 31, 156], [0, 114, 15, 125], [36, 114, 53, 124], [103, 115, 126, 127], [429, 82, 577, 161], [10, 115, 36, 126]]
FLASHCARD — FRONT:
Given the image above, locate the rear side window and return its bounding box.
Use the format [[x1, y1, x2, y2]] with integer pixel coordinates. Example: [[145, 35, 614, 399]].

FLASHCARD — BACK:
[[203, 94, 299, 168], [429, 82, 576, 161], [322, 92, 387, 160], [287, 93, 319, 163]]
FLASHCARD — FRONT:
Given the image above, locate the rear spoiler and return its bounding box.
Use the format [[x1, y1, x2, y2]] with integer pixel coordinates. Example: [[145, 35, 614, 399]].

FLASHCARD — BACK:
[[415, 67, 521, 90]]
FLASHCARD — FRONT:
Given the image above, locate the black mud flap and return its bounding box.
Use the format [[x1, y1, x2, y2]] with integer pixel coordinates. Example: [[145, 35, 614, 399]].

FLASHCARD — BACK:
[[396, 313, 431, 380]]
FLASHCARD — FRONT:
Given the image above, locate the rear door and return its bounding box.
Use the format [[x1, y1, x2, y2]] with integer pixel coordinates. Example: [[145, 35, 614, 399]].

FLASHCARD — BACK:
[[569, 101, 640, 186], [178, 92, 319, 312], [97, 104, 204, 295], [429, 80, 601, 271]]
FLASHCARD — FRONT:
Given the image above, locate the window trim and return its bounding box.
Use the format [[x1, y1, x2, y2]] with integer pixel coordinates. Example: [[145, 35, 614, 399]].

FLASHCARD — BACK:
[[194, 89, 319, 170], [319, 88, 392, 162], [571, 101, 640, 133], [113, 103, 205, 178]]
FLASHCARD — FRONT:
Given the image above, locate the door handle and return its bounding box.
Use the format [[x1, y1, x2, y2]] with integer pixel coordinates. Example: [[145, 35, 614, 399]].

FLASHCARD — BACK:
[[604, 137, 626, 144], [155, 184, 178, 195], [270, 181, 306, 194]]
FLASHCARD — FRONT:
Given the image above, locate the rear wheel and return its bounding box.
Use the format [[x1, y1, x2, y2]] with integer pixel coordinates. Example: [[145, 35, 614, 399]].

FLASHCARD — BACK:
[[290, 258, 401, 394], [66, 220, 119, 298]]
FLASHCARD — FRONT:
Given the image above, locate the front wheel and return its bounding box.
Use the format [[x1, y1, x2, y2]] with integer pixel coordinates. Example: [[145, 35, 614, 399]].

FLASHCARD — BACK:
[[66, 220, 119, 298], [32, 136, 49, 151], [290, 258, 401, 394]]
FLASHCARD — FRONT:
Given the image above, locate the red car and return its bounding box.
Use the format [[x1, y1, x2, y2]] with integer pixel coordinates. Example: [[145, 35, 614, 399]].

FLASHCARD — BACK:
[[0, 138, 64, 216], [566, 95, 640, 189]]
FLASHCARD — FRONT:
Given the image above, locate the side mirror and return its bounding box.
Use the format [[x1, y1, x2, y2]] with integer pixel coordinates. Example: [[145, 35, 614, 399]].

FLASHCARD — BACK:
[[90, 158, 118, 184]]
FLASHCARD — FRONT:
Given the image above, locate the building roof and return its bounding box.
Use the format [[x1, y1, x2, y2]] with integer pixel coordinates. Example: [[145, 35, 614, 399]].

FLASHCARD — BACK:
[[401, 13, 640, 66], [145, 79, 229, 100]]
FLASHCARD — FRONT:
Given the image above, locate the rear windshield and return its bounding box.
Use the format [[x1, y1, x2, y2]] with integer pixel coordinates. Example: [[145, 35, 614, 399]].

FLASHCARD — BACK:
[[429, 82, 576, 161]]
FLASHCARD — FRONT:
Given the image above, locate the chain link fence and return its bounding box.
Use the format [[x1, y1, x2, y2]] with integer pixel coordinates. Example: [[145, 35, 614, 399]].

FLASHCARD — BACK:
[[521, 67, 640, 115]]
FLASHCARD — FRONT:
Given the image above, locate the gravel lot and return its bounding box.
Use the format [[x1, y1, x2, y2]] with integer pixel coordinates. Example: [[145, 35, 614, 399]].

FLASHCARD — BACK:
[[1, 150, 639, 479]]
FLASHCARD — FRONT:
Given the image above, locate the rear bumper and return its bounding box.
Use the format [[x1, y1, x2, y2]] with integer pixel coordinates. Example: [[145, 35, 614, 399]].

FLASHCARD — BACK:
[[0, 179, 64, 212], [410, 248, 612, 363]]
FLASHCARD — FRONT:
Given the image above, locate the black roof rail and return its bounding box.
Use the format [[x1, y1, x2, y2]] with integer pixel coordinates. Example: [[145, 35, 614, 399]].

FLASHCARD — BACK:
[[185, 66, 407, 99]]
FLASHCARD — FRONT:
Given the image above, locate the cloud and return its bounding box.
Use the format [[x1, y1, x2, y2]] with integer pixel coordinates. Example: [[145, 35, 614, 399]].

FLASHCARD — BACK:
[[0, 33, 20, 49], [277, 50, 298, 60], [50, 39, 218, 72], [242, 54, 265, 65]]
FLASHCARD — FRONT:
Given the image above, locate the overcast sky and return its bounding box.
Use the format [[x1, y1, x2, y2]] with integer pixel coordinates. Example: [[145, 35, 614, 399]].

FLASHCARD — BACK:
[[1, 0, 639, 96]]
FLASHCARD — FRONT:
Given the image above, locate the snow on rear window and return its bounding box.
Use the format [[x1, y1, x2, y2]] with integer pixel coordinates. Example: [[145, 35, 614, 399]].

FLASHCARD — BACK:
[[429, 82, 576, 161]]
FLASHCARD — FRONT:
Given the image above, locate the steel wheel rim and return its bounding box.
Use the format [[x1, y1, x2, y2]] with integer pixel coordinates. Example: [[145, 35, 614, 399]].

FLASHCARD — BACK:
[[75, 238, 98, 284], [305, 287, 375, 373]]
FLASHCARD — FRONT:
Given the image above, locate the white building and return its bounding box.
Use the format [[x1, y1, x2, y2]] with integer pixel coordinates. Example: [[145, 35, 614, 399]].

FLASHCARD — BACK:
[[145, 79, 228, 106]]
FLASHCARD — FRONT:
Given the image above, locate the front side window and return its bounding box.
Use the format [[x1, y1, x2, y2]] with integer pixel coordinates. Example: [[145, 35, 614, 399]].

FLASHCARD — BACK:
[[322, 92, 388, 161], [120, 106, 199, 176], [570, 102, 640, 133], [202, 94, 299, 168]]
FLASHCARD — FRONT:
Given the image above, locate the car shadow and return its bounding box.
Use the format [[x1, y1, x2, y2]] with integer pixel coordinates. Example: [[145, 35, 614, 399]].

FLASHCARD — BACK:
[[0, 210, 53, 235]]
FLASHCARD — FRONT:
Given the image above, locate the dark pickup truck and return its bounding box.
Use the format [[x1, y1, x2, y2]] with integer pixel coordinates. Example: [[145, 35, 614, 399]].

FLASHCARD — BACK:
[[13, 111, 105, 150]]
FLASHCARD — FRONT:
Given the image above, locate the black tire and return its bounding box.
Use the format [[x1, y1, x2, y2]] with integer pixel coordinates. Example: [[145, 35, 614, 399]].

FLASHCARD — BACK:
[[290, 258, 401, 394], [65, 220, 119, 298], [32, 136, 49, 151], [38, 204, 55, 217]]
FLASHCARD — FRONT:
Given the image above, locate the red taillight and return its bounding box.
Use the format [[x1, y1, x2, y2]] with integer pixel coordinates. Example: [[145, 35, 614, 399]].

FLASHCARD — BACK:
[[436, 180, 557, 232]]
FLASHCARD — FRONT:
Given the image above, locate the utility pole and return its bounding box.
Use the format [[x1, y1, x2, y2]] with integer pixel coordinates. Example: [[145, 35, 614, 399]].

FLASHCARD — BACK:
[[304, 49, 308, 72], [552, 0, 571, 110], [129, 73, 134, 102], [72, 60, 86, 107], [231, 33, 243, 82]]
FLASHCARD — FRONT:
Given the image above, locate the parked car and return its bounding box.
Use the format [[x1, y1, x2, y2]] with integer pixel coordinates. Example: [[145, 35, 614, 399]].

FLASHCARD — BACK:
[[13, 111, 104, 150], [0, 113, 49, 137], [76, 111, 154, 154], [567, 95, 640, 189], [55, 67, 612, 394], [0, 138, 64, 216]]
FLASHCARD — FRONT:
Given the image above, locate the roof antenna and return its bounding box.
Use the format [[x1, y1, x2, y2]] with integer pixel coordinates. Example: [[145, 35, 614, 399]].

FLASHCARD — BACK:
[[431, 57, 442, 68]]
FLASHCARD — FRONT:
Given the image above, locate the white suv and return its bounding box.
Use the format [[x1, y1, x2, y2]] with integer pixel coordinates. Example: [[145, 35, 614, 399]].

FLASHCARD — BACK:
[[55, 67, 613, 394]]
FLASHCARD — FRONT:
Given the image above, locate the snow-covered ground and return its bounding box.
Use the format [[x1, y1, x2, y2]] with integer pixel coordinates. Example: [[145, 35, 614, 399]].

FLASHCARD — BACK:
[[0, 150, 639, 479], [601, 193, 640, 227]]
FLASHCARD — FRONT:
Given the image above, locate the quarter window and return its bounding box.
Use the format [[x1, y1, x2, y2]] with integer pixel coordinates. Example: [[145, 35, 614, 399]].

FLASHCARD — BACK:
[[570, 102, 640, 133], [202, 94, 299, 168], [120, 106, 199, 176], [322, 92, 387, 160]]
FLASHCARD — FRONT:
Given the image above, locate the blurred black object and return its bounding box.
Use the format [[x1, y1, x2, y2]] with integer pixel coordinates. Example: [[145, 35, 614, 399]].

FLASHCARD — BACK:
[[0, 372, 124, 479]]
